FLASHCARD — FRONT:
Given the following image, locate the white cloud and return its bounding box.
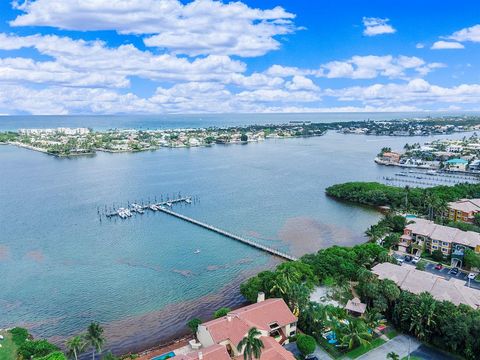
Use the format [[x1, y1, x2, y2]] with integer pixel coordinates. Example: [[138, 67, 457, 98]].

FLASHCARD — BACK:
[[362, 17, 396, 36], [317, 55, 443, 79], [416, 43, 425, 49], [327, 79, 480, 107], [285, 76, 319, 91], [431, 41, 465, 50], [447, 24, 480, 43], [10, 0, 296, 57], [0, 33, 246, 87]]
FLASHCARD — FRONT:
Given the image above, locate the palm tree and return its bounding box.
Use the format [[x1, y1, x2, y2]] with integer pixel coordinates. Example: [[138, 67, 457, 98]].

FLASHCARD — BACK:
[[85, 322, 106, 360], [339, 318, 372, 350], [66, 335, 87, 360], [386, 352, 400, 360], [364, 309, 382, 331], [237, 327, 264, 360], [409, 293, 437, 341]]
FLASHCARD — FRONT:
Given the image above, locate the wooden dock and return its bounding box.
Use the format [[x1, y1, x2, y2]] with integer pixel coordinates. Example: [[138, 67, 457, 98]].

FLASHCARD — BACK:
[[156, 206, 298, 261]]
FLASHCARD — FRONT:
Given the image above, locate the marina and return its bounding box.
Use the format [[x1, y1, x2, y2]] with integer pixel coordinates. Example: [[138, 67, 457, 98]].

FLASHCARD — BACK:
[[100, 196, 195, 219], [382, 169, 480, 188]]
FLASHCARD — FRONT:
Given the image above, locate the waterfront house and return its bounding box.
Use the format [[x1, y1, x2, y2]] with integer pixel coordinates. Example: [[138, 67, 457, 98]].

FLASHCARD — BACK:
[[400, 218, 480, 267], [445, 158, 468, 171], [378, 151, 401, 164], [372, 262, 480, 309], [446, 198, 480, 223], [179, 295, 297, 360]]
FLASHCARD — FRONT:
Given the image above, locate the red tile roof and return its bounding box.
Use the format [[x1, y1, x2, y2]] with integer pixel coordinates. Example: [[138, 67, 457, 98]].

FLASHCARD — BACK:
[[175, 344, 230, 360], [201, 298, 297, 346]]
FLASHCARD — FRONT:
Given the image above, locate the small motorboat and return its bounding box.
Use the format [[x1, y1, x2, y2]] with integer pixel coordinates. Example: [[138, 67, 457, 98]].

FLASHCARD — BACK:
[[194, 249, 201, 254]]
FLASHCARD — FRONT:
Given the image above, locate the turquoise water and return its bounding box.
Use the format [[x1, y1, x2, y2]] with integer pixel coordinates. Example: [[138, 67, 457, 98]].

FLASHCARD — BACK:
[[0, 116, 474, 355]]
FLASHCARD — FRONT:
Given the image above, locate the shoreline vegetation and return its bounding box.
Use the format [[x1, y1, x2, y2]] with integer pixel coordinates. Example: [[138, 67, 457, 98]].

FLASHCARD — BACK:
[[1, 115, 480, 157]]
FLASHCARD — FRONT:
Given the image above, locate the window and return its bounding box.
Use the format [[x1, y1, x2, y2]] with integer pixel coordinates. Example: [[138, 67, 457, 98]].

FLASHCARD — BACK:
[[432, 245, 438, 250], [432, 240, 438, 244], [442, 242, 449, 247]]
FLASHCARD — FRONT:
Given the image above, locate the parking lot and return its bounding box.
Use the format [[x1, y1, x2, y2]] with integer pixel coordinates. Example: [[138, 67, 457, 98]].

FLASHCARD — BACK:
[[398, 257, 480, 290]]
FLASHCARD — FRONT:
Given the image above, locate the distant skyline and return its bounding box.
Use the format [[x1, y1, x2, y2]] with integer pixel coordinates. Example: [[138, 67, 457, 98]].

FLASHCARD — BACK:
[[0, 0, 479, 115]]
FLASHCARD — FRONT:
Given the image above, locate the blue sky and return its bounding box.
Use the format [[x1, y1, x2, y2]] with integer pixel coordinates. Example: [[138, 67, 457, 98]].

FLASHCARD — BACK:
[[0, 0, 479, 114]]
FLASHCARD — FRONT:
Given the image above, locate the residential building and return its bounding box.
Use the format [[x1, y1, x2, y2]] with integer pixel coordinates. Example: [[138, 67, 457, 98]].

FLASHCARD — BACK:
[[400, 218, 480, 267], [179, 295, 297, 360], [445, 158, 468, 171], [379, 152, 401, 164], [468, 159, 480, 172], [372, 262, 480, 309], [447, 198, 480, 223]]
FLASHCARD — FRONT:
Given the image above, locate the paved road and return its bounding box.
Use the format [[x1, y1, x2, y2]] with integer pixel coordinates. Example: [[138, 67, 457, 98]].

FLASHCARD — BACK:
[[356, 335, 421, 360], [284, 342, 332, 360]]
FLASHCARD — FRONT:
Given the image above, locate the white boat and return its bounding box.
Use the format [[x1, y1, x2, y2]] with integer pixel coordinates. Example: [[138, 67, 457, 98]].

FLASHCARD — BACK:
[[194, 249, 201, 254], [149, 205, 158, 211]]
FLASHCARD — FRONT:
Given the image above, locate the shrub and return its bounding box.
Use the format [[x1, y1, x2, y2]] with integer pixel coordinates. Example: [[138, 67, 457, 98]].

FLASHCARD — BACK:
[[9, 327, 30, 346], [296, 334, 316, 356], [18, 339, 59, 359], [35, 351, 68, 360], [213, 307, 231, 319]]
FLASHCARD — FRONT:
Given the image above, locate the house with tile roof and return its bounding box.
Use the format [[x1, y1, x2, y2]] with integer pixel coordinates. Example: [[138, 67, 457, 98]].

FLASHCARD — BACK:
[[178, 295, 297, 360]]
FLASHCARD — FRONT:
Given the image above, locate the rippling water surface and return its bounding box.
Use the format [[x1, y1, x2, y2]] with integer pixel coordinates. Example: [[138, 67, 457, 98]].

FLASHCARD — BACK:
[[0, 114, 473, 354]]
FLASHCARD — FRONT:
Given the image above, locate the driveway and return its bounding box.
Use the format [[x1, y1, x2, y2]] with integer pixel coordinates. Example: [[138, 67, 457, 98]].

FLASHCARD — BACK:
[[410, 344, 456, 360], [356, 335, 421, 360]]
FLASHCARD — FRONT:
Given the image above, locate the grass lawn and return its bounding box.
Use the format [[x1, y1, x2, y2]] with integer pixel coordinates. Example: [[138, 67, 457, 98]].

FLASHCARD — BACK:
[[345, 338, 386, 359], [0, 331, 17, 360]]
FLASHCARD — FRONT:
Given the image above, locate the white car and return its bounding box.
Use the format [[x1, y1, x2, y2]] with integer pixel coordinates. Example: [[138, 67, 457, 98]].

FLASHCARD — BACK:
[[468, 273, 477, 280], [411, 256, 420, 264], [396, 258, 404, 265]]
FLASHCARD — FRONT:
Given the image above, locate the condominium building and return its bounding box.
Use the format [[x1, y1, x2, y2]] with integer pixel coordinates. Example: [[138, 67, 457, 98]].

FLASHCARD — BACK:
[[446, 198, 480, 223], [400, 218, 480, 267]]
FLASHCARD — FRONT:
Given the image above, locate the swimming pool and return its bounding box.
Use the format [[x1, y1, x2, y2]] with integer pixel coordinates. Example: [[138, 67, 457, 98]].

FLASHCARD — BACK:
[[151, 352, 175, 360]]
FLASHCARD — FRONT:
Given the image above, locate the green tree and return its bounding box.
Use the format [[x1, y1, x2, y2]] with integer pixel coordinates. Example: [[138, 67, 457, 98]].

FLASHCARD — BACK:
[[296, 334, 316, 356], [339, 318, 372, 350], [66, 335, 87, 360], [85, 322, 106, 360], [240, 134, 248, 142], [416, 260, 427, 271], [431, 249, 444, 262], [187, 318, 202, 334], [237, 327, 264, 360], [464, 249, 480, 269], [214, 307, 231, 319], [474, 213, 480, 227], [408, 293, 437, 341]]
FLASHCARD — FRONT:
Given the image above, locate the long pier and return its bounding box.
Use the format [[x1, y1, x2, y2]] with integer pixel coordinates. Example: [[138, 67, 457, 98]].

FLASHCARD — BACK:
[[156, 206, 298, 261]]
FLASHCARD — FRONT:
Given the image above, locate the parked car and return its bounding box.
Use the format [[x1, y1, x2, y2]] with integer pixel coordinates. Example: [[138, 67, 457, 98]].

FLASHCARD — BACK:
[[411, 256, 420, 264], [434, 263, 443, 270], [449, 267, 459, 275], [468, 273, 476, 280], [404, 255, 413, 262], [305, 355, 319, 360], [396, 258, 404, 265]]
